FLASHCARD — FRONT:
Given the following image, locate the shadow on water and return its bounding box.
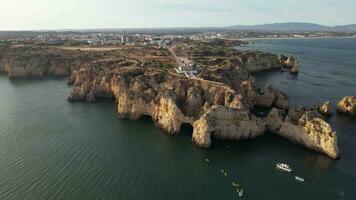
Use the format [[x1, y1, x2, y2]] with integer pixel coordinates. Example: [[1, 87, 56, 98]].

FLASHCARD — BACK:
[[137, 115, 154, 123], [250, 106, 273, 118], [8, 76, 67, 85], [136, 115, 194, 137], [124, 110, 337, 171], [180, 123, 194, 137], [210, 132, 335, 165]]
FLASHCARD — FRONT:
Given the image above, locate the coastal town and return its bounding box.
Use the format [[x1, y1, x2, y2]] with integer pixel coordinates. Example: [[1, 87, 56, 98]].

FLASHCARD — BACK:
[[1, 30, 356, 47]]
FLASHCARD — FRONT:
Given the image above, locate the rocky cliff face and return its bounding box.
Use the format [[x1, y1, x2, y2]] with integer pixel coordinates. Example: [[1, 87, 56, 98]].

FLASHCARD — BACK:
[[67, 62, 339, 159], [241, 52, 282, 73], [1, 44, 338, 159], [192, 106, 265, 147], [0, 45, 96, 79], [239, 53, 299, 74], [337, 96, 356, 117], [275, 109, 339, 159], [192, 105, 339, 159]]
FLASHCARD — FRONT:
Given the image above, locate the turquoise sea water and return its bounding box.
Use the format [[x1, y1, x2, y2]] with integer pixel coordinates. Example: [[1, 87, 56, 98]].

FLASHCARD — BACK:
[[0, 38, 356, 199]]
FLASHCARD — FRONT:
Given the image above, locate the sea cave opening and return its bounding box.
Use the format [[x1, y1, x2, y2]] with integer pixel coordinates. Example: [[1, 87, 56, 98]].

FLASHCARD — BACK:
[[138, 114, 154, 123], [180, 123, 194, 136], [250, 105, 273, 118]]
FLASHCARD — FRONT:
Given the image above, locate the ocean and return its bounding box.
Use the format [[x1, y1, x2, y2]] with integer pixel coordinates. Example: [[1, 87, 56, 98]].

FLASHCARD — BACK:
[[0, 38, 355, 199]]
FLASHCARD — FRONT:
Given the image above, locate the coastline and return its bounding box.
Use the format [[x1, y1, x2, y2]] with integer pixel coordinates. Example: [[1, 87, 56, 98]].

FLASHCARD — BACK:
[[237, 36, 356, 42], [0, 39, 341, 159], [0, 72, 352, 200]]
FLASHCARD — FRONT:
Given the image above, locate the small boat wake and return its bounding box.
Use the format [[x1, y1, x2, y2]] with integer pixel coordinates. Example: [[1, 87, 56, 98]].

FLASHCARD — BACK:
[[276, 162, 345, 199], [204, 159, 245, 199], [232, 181, 244, 197]]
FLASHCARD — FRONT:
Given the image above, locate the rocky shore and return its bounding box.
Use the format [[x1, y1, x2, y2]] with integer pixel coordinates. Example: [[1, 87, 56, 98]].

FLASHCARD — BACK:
[[242, 53, 299, 74], [0, 41, 339, 159]]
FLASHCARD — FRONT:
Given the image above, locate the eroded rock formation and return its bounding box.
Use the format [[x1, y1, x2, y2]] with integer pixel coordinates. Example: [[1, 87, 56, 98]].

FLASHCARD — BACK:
[[241, 52, 282, 73], [67, 61, 338, 159], [0, 43, 339, 159], [337, 96, 356, 117], [227, 53, 299, 74], [319, 101, 333, 116], [277, 109, 339, 159], [0, 45, 94, 79], [192, 106, 265, 147], [280, 55, 299, 74]]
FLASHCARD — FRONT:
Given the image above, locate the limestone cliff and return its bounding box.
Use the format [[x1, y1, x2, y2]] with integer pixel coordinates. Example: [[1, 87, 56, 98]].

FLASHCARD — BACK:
[[0, 43, 338, 159], [276, 109, 339, 159], [67, 63, 338, 159], [241, 52, 282, 73], [239, 53, 299, 74], [0, 45, 96, 79], [192, 106, 265, 148], [192, 105, 339, 159]]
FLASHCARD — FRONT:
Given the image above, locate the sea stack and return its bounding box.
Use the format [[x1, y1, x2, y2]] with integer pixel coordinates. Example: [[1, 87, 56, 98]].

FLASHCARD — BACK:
[[337, 96, 356, 117], [280, 55, 299, 74], [319, 101, 333, 116]]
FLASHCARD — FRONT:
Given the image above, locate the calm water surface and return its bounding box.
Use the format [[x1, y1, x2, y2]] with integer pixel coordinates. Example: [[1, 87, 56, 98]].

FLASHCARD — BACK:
[[1, 38, 356, 199]]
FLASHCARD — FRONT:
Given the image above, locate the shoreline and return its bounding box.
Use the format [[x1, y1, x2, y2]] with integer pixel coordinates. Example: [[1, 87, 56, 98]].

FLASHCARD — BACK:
[[237, 36, 356, 42], [0, 39, 341, 159]]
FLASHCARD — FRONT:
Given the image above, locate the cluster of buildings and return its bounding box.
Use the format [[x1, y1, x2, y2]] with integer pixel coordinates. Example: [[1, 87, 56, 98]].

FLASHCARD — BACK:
[[4, 30, 354, 47], [88, 33, 139, 46], [188, 32, 224, 41], [31, 33, 176, 47], [144, 37, 172, 46], [31, 33, 141, 46]]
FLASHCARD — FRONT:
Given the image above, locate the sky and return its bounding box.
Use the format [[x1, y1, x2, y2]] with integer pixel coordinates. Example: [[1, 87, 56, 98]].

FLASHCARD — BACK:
[[0, 0, 355, 30]]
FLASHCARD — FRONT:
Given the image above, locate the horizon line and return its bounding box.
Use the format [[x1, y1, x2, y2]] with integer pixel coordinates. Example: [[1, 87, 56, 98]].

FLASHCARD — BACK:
[[1, 22, 356, 32]]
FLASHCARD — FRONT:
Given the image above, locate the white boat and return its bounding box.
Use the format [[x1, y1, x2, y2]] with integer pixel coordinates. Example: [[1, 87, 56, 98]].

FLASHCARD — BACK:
[[295, 176, 304, 182], [276, 163, 292, 172]]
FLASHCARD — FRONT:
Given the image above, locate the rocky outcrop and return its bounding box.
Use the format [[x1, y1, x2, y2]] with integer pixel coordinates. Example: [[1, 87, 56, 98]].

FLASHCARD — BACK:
[[192, 105, 339, 159], [236, 52, 299, 74], [205, 38, 247, 47], [280, 55, 299, 74], [0, 45, 98, 79], [1, 43, 338, 159], [319, 101, 333, 116], [67, 62, 338, 159], [241, 52, 282, 73], [277, 109, 339, 159], [243, 84, 289, 110], [238, 53, 299, 74], [192, 106, 265, 147], [336, 96, 356, 117]]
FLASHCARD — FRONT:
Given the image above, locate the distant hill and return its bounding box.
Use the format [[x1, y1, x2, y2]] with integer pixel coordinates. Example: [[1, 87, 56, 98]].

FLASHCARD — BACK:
[[227, 22, 356, 32], [71, 23, 356, 33], [333, 24, 356, 32], [2, 22, 356, 33]]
